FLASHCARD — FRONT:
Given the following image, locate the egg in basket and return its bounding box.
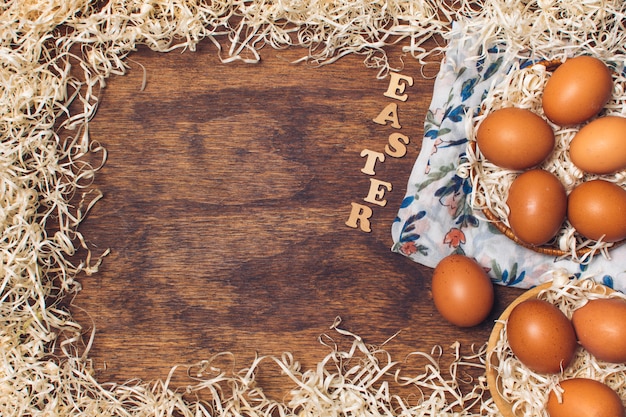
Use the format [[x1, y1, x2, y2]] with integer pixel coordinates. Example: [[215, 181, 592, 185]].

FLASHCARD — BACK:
[[461, 56, 626, 263]]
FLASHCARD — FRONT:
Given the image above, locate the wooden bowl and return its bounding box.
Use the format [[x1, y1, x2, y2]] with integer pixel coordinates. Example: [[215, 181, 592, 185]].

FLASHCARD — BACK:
[[486, 281, 616, 417]]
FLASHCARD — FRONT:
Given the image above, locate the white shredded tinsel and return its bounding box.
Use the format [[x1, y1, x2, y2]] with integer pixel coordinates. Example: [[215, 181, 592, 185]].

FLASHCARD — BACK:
[[2, 0, 626, 416]]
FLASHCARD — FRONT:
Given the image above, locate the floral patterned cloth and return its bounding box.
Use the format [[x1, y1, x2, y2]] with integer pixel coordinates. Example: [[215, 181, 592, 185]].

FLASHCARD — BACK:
[[391, 25, 626, 292]]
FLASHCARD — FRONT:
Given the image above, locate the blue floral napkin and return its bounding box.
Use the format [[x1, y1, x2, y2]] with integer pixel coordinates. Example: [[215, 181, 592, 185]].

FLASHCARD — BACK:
[[391, 25, 626, 292]]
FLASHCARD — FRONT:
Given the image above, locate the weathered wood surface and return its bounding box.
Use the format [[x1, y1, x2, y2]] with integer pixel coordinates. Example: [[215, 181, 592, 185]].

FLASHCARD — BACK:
[[71, 40, 524, 398]]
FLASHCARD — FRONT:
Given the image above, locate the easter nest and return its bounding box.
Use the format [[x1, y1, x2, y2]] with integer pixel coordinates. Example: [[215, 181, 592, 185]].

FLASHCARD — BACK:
[[486, 274, 626, 417], [463, 58, 626, 263]]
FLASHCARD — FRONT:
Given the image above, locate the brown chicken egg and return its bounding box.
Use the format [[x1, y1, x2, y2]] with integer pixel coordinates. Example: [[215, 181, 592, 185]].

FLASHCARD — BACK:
[[506, 169, 567, 246], [542, 56, 613, 126], [567, 179, 626, 242], [476, 107, 555, 170], [572, 298, 626, 363], [569, 115, 626, 175], [431, 254, 494, 328], [547, 378, 625, 417], [506, 299, 577, 374]]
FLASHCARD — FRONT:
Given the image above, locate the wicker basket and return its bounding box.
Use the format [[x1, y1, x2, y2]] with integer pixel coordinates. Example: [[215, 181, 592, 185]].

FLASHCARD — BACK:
[[472, 59, 625, 259]]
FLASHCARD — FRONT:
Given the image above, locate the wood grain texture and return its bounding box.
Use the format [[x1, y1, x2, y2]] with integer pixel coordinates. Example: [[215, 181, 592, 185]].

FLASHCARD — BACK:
[[71, 40, 525, 398]]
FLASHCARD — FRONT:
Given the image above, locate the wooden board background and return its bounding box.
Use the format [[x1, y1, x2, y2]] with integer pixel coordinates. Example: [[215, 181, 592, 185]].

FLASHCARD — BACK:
[[71, 39, 525, 400]]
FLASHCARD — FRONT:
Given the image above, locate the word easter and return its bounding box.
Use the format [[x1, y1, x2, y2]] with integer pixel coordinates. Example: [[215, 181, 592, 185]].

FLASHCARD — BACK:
[[346, 72, 413, 232]]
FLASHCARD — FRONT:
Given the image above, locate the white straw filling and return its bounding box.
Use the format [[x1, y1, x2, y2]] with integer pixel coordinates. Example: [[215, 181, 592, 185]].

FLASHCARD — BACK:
[[2, 0, 626, 415]]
